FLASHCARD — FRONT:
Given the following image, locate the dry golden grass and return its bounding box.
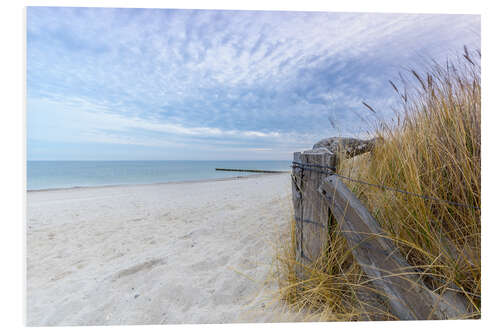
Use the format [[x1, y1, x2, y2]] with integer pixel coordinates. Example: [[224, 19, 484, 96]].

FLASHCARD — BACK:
[[274, 47, 481, 320], [273, 215, 395, 321]]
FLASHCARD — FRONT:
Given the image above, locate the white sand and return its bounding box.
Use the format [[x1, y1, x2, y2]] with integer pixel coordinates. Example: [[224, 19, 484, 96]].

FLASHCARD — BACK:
[[26, 173, 295, 326]]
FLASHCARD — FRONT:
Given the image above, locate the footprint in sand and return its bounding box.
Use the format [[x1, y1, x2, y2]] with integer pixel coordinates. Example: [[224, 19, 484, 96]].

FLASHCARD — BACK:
[[112, 258, 166, 281], [189, 255, 229, 271], [50, 271, 72, 281]]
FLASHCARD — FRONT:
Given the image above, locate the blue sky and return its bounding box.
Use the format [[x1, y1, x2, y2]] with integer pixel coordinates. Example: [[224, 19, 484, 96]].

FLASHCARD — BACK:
[[27, 7, 480, 160]]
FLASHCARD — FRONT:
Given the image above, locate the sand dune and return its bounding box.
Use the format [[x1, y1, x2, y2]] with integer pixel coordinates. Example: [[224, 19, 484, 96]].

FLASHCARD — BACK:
[[27, 173, 294, 325]]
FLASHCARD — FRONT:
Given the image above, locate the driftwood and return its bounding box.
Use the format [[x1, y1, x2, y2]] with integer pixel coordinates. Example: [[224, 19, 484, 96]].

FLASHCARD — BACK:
[[313, 137, 378, 159], [318, 175, 471, 320]]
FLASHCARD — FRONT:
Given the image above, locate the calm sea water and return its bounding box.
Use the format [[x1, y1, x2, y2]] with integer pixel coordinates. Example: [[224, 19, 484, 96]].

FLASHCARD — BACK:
[[27, 160, 291, 190]]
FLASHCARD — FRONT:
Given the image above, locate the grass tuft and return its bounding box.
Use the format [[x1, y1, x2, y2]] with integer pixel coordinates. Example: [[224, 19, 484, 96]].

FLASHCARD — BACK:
[[274, 47, 481, 320]]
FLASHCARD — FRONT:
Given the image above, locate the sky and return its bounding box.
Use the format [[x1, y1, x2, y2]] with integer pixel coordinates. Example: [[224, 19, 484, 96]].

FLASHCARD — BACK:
[[26, 7, 480, 160]]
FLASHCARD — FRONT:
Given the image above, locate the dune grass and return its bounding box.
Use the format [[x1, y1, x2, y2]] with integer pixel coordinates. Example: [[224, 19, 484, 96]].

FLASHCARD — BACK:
[[274, 47, 481, 320]]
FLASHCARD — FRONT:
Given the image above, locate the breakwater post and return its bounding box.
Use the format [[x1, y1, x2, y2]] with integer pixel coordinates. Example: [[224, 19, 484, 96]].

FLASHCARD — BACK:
[[215, 168, 288, 174]]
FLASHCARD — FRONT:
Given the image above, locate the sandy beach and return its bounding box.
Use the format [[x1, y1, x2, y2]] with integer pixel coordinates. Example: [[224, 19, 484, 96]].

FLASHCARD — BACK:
[[27, 173, 293, 326]]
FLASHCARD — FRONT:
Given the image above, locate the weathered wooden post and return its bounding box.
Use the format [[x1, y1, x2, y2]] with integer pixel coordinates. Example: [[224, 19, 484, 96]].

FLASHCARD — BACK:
[[291, 147, 335, 277], [291, 137, 376, 277]]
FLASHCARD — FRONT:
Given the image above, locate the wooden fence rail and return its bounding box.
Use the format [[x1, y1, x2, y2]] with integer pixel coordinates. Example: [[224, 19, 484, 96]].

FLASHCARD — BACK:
[[291, 137, 472, 320], [319, 175, 471, 320]]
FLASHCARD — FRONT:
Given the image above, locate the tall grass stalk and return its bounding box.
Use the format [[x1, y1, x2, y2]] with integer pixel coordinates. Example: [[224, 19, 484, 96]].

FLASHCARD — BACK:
[[274, 47, 481, 320]]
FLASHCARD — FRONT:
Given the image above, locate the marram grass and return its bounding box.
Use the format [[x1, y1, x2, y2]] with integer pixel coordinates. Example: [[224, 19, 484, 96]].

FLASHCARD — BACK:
[[273, 47, 480, 320]]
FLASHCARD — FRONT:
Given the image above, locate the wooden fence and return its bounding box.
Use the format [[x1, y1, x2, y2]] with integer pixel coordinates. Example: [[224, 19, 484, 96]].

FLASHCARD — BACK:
[[291, 137, 472, 320]]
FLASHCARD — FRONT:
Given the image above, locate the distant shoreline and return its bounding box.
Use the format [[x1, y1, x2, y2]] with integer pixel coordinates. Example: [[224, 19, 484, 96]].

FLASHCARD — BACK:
[[27, 171, 291, 193]]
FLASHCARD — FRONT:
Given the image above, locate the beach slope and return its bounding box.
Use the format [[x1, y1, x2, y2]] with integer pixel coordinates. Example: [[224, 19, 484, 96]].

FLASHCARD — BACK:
[[27, 173, 292, 325]]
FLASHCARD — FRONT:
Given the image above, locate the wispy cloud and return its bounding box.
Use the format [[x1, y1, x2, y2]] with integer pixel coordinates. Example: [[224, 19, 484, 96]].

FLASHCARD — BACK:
[[27, 7, 480, 160]]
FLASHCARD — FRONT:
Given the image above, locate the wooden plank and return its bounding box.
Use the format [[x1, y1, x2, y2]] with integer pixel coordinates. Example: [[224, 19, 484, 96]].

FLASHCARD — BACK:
[[215, 168, 288, 173], [291, 152, 305, 278], [291, 148, 335, 277], [319, 175, 471, 320], [291, 138, 379, 276]]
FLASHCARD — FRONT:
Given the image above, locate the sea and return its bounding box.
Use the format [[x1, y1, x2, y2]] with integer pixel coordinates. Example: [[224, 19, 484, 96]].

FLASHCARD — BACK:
[[27, 160, 291, 191]]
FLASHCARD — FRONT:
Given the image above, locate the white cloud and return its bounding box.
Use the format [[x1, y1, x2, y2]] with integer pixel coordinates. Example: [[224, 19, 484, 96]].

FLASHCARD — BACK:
[[27, 8, 480, 159], [27, 97, 282, 147]]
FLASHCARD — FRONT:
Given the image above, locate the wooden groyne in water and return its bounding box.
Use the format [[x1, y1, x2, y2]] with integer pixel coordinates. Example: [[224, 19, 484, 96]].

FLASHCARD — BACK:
[[215, 168, 288, 174]]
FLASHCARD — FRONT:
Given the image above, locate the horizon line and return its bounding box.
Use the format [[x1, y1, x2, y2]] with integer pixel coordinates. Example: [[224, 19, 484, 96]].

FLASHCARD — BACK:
[[27, 159, 292, 162]]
